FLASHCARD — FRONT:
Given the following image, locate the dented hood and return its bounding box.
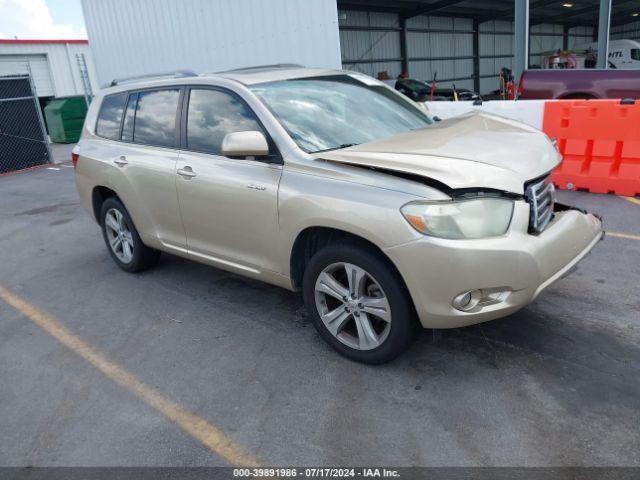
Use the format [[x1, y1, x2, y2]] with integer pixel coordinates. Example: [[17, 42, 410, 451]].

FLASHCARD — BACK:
[[315, 112, 561, 195]]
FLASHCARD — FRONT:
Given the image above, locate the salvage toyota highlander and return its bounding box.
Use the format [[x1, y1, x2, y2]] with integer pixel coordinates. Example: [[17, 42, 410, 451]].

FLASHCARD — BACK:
[[74, 66, 603, 364]]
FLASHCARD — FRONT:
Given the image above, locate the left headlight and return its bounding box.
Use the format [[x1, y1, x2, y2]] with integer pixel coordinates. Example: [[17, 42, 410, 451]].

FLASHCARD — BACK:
[[401, 197, 514, 239]]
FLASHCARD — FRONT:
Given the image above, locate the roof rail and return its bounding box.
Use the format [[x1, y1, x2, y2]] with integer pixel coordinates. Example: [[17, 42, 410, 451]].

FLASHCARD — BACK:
[[218, 63, 305, 74], [108, 70, 198, 87]]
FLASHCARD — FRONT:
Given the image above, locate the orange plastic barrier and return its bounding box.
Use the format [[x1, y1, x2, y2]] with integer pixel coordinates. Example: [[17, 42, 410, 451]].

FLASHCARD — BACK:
[[542, 99, 640, 196]]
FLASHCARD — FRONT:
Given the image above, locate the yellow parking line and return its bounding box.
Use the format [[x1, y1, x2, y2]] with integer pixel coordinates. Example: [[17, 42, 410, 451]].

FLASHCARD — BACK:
[[0, 285, 261, 467], [622, 196, 640, 206], [607, 231, 640, 241]]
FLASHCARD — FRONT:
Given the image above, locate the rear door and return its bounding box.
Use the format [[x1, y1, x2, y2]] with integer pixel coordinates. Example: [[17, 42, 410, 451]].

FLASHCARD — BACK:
[[175, 86, 282, 273], [96, 88, 186, 250]]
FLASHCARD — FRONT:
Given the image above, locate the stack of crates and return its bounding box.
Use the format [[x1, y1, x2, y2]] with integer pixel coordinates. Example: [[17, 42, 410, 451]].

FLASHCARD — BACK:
[[44, 96, 88, 144]]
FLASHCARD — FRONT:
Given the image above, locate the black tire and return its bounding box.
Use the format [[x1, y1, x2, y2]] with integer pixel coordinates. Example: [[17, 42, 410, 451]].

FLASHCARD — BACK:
[[100, 197, 160, 273], [303, 242, 418, 364]]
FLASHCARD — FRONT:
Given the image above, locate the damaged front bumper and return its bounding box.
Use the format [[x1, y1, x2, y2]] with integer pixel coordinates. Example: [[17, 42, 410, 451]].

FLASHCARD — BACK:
[[384, 200, 604, 329]]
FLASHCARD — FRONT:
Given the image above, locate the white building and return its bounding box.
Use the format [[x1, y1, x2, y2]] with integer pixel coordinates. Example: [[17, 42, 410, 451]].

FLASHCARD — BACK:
[[81, 0, 342, 87], [0, 39, 99, 99]]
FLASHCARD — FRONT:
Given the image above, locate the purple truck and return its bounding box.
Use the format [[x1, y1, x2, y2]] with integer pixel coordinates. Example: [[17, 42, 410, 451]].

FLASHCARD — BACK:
[[518, 69, 640, 100]]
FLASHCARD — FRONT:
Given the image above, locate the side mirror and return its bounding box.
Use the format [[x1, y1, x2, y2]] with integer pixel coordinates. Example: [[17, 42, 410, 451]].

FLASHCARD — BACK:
[[221, 131, 269, 158]]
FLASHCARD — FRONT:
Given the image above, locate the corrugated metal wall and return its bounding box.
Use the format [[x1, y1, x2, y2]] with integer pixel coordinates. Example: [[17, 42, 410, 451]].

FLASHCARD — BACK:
[[479, 22, 593, 93], [0, 42, 98, 97], [339, 11, 475, 91], [566, 26, 595, 48], [530, 24, 566, 67], [339, 10, 594, 95], [478, 20, 513, 95], [82, 0, 342, 87], [530, 25, 595, 66], [611, 20, 640, 40], [407, 16, 474, 92], [339, 11, 401, 79]]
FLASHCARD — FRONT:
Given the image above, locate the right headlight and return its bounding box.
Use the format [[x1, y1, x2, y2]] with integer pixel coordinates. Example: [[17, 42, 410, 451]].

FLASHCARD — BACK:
[[401, 197, 514, 239]]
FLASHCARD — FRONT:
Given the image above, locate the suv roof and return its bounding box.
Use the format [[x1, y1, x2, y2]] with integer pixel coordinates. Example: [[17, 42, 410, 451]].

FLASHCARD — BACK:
[[103, 66, 348, 92]]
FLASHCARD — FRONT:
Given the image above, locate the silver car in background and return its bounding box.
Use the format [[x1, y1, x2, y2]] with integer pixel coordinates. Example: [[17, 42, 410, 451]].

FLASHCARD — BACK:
[[74, 66, 603, 363]]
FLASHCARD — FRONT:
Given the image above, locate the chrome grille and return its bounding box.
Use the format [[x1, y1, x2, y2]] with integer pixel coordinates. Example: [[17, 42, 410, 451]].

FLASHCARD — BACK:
[[525, 175, 555, 233]]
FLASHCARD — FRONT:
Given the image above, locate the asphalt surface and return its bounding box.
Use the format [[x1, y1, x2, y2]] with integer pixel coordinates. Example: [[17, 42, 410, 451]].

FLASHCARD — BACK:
[[0, 165, 639, 467]]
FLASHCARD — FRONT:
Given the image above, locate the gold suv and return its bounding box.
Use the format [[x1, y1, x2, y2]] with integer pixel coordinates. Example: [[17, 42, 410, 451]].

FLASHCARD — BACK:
[[74, 66, 603, 364]]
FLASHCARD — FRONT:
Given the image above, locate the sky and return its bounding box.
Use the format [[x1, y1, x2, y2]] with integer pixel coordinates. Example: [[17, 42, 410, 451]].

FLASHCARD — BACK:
[[0, 0, 86, 39]]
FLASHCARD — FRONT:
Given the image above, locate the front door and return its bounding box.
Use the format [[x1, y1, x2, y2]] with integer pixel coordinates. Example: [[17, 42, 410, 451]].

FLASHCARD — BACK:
[[176, 87, 282, 273]]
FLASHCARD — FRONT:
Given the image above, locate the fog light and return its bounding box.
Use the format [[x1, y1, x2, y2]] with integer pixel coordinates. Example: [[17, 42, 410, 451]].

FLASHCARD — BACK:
[[452, 290, 481, 311], [458, 292, 472, 307]]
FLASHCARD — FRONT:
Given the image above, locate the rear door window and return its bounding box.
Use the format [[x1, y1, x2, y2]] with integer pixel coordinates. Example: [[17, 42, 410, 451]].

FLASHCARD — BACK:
[[186, 88, 263, 155], [96, 93, 127, 140], [132, 89, 180, 147]]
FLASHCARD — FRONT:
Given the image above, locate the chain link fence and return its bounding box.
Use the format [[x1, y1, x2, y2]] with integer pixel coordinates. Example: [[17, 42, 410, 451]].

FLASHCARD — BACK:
[[0, 74, 51, 174]]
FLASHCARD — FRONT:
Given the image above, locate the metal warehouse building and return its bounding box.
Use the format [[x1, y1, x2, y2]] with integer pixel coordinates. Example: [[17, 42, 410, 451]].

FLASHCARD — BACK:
[[81, 0, 342, 87], [0, 39, 99, 100], [338, 1, 640, 94], [81, 0, 640, 95]]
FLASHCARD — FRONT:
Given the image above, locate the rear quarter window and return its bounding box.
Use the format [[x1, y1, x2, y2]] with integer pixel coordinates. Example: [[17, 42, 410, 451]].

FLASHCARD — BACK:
[[96, 93, 127, 140]]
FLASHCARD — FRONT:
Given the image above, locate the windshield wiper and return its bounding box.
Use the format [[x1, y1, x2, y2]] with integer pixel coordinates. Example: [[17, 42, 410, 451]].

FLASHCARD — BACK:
[[312, 143, 360, 154]]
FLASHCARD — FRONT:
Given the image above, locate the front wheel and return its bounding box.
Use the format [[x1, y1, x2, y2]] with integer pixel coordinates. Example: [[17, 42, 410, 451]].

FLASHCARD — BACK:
[[303, 243, 418, 364]]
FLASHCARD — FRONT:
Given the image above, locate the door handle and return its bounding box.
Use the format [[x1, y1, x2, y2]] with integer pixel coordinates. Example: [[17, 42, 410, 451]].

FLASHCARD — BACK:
[[114, 156, 128, 167], [177, 166, 197, 178]]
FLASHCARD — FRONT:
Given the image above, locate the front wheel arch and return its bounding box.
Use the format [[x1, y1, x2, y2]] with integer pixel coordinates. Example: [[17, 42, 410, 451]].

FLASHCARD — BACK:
[[289, 227, 414, 306]]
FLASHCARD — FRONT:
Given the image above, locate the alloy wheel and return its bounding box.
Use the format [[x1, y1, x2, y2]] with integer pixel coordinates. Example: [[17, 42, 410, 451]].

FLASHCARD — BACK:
[[104, 208, 134, 264], [314, 262, 392, 351]]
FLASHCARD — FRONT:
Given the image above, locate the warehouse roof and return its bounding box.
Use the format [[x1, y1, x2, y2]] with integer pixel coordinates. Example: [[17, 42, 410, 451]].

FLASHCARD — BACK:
[[337, 0, 640, 27]]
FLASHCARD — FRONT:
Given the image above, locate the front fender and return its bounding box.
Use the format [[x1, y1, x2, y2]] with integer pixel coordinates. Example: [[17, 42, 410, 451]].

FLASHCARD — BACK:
[[276, 170, 424, 277]]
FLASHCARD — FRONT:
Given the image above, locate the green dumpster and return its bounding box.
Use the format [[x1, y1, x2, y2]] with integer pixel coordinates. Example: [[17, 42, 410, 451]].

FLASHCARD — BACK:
[[44, 96, 88, 143]]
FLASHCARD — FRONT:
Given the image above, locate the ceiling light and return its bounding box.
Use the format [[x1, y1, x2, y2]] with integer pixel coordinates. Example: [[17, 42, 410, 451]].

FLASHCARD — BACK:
[[632, 12, 639, 16], [562, 2, 574, 7]]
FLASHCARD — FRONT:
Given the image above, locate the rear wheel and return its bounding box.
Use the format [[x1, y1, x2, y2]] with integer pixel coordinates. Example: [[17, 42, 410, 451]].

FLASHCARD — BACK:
[[303, 243, 417, 364], [100, 197, 160, 273]]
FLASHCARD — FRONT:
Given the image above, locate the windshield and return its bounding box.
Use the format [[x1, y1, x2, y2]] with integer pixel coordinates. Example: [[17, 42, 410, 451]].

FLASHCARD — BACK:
[[250, 75, 432, 153]]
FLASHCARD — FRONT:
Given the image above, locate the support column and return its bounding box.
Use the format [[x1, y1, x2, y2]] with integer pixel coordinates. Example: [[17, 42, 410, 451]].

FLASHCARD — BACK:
[[596, 0, 611, 69], [514, 0, 529, 97], [563, 24, 570, 51], [473, 19, 480, 94], [399, 15, 409, 75]]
